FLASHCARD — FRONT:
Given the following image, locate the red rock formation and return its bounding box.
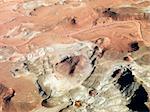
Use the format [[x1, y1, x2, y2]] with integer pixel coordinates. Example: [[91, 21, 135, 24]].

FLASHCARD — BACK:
[[0, 83, 15, 112]]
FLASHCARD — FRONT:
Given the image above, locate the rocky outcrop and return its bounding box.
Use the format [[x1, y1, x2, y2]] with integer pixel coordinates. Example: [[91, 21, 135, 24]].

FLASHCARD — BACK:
[[10, 40, 150, 112], [0, 0, 150, 112], [0, 83, 15, 112]]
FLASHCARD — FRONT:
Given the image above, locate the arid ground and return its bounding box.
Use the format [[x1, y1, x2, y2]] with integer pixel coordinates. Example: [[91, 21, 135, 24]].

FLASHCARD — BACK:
[[0, 0, 150, 112]]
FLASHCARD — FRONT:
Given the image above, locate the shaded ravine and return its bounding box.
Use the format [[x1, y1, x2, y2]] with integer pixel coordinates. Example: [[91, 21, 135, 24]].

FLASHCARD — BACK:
[[112, 67, 149, 112]]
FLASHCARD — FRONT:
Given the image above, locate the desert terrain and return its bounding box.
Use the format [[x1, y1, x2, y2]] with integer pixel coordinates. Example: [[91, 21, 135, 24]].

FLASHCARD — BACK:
[[0, 0, 150, 112]]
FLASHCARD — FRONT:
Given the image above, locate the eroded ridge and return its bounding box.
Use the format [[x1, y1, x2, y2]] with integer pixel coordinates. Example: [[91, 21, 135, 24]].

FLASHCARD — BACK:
[[10, 40, 150, 112], [11, 41, 103, 109]]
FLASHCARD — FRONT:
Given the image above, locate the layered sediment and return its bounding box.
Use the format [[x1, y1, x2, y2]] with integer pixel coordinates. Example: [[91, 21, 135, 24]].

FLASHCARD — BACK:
[[0, 0, 150, 112]]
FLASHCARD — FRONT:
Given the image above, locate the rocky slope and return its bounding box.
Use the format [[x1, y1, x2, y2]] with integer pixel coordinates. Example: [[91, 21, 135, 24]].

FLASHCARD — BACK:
[[0, 0, 150, 112]]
